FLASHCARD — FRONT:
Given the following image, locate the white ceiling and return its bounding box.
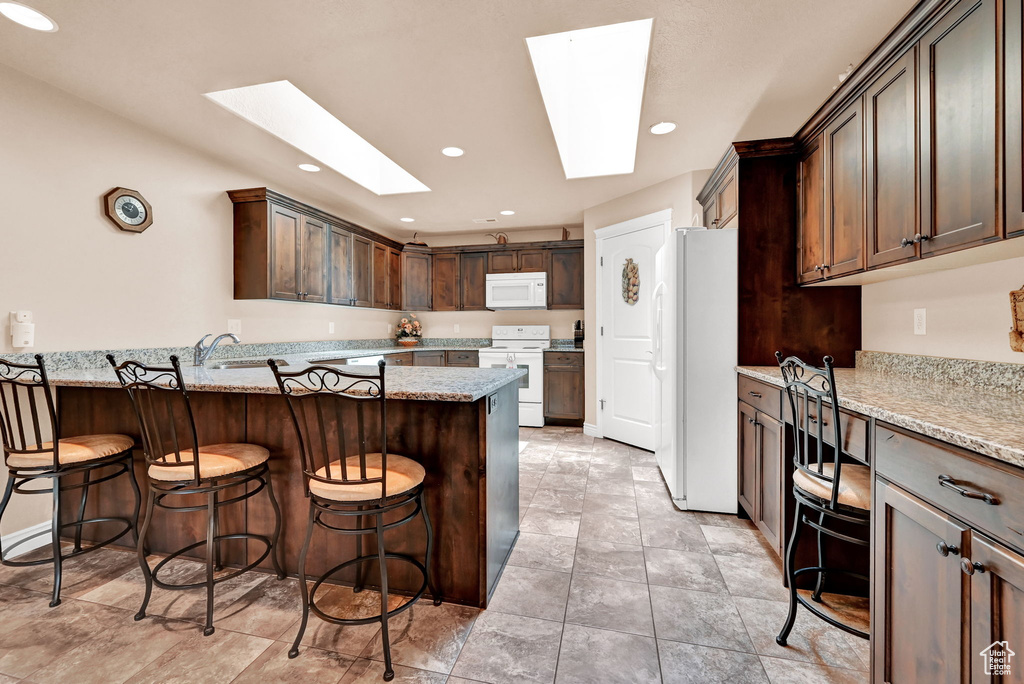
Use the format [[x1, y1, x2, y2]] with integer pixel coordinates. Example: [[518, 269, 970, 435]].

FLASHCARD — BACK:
[[0, 0, 915, 236]]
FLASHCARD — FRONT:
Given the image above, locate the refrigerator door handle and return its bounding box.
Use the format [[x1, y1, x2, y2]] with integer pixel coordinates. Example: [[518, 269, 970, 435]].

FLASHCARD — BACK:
[[652, 282, 668, 377]]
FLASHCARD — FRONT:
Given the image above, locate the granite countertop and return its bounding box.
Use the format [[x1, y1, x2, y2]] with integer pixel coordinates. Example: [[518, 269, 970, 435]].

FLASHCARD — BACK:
[[48, 347, 527, 402], [737, 365, 1024, 468], [546, 346, 584, 353]]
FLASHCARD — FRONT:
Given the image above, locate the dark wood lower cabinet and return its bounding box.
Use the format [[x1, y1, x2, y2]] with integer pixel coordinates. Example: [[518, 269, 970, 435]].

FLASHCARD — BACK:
[[737, 401, 758, 517], [413, 350, 445, 367], [446, 350, 479, 367], [968, 534, 1024, 681], [543, 352, 583, 426], [754, 411, 784, 555]]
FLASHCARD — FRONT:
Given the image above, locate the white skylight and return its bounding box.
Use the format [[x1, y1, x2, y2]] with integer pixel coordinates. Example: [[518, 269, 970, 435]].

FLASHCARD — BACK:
[[526, 19, 653, 180], [206, 80, 429, 196]]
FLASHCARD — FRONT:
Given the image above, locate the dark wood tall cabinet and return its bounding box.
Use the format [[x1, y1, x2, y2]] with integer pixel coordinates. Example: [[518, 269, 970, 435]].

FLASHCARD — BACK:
[[372, 243, 389, 309], [401, 251, 432, 311], [548, 248, 584, 310], [388, 247, 402, 311], [460, 252, 488, 311], [918, 0, 999, 256], [328, 225, 353, 305], [431, 253, 460, 311], [351, 235, 373, 308]]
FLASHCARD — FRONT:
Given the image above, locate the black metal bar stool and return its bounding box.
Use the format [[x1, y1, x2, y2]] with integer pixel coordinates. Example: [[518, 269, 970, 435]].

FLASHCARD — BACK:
[[0, 355, 141, 607], [270, 359, 440, 682], [108, 354, 285, 635], [775, 352, 870, 646]]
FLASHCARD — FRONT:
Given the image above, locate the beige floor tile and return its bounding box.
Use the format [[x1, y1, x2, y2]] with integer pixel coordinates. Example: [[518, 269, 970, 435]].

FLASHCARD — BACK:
[[582, 493, 638, 519], [290, 584, 399, 657], [339, 658, 448, 683], [565, 573, 654, 636], [631, 466, 663, 482], [555, 623, 660, 684], [658, 641, 769, 684], [231, 640, 355, 684], [123, 628, 272, 684], [701, 525, 775, 557], [520, 507, 581, 538], [649, 584, 754, 653], [585, 478, 636, 498], [359, 601, 479, 674], [529, 488, 586, 513], [691, 512, 757, 530], [714, 554, 789, 602], [573, 540, 647, 583], [450, 611, 562, 684], [536, 473, 587, 492], [545, 460, 590, 477], [17, 546, 139, 600], [578, 513, 642, 546], [639, 515, 709, 552], [644, 547, 726, 593], [759, 655, 869, 683], [215, 574, 303, 639], [507, 533, 577, 573], [486, 565, 571, 622]]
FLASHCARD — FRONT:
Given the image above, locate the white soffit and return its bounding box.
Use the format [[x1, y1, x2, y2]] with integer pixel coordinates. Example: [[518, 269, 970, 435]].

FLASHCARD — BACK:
[[526, 18, 653, 180], [205, 80, 430, 196]]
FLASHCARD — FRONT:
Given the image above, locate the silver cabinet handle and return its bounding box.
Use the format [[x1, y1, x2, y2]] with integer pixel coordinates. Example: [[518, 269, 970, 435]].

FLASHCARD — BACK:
[[937, 475, 999, 505]]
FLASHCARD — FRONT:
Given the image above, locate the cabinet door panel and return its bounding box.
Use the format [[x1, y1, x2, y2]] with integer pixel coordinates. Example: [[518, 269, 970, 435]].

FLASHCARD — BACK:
[[755, 412, 784, 554], [867, 49, 919, 268], [798, 138, 826, 283], [703, 198, 718, 229], [543, 366, 584, 421], [388, 248, 402, 310], [413, 351, 445, 367], [873, 479, 966, 684], [351, 235, 373, 308], [716, 168, 738, 228], [328, 226, 353, 305], [488, 251, 517, 274], [300, 216, 328, 303], [969, 534, 1024, 682], [372, 243, 389, 309], [518, 249, 548, 273], [432, 253, 460, 311], [824, 99, 865, 278], [269, 204, 301, 300], [461, 252, 488, 310], [549, 248, 584, 309], [401, 252, 432, 311], [919, 0, 998, 255], [1008, 0, 1024, 238], [737, 401, 757, 519]]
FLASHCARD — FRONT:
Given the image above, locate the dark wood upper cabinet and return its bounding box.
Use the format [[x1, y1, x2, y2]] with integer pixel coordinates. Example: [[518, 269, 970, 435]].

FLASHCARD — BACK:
[[517, 249, 548, 273], [919, 0, 999, 256], [716, 168, 739, 228], [872, 480, 967, 684], [388, 247, 402, 311], [460, 252, 488, 311], [797, 136, 826, 283], [866, 48, 919, 268], [299, 215, 328, 303], [823, 98, 865, 278], [488, 251, 517, 274], [431, 253, 460, 312], [401, 251, 432, 311], [269, 204, 301, 300], [548, 248, 584, 310], [351, 235, 373, 308], [328, 226, 353, 305], [1006, 0, 1024, 238], [702, 197, 718, 229], [372, 242, 389, 309]]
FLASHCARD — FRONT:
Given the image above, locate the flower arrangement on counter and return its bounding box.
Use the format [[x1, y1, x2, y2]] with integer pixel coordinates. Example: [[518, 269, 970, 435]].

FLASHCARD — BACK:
[[395, 313, 423, 346]]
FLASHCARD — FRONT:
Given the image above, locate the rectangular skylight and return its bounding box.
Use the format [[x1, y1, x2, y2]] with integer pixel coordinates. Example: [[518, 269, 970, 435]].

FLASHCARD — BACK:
[[205, 80, 429, 196], [526, 18, 653, 180]]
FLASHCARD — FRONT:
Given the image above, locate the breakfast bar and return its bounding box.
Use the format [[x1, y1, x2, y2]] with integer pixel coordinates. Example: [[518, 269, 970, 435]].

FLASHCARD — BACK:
[[43, 352, 525, 609]]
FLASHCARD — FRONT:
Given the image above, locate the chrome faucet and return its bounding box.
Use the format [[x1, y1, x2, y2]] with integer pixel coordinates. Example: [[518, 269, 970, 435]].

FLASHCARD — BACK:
[[193, 333, 240, 366]]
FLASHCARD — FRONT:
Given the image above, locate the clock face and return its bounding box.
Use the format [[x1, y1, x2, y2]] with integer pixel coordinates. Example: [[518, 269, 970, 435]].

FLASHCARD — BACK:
[[114, 195, 147, 226]]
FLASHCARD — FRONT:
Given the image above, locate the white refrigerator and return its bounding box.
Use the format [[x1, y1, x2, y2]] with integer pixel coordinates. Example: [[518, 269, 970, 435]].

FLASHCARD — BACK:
[[653, 227, 738, 513]]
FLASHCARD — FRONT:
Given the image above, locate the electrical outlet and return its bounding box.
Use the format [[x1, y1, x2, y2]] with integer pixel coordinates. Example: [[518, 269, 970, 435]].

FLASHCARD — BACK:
[[454, 323, 460, 334], [913, 308, 926, 335], [385, 323, 392, 335], [227, 319, 242, 335], [328, 322, 335, 334]]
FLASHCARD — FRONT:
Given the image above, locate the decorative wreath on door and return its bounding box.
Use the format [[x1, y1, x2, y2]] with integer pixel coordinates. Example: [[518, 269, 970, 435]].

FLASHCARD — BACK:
[[622, 258, 639, 305], [1010, 283, 1024, 352]]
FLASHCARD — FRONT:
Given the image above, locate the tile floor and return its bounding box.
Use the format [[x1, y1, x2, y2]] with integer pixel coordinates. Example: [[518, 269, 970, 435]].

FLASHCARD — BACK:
[[0, 426, 869, 683]]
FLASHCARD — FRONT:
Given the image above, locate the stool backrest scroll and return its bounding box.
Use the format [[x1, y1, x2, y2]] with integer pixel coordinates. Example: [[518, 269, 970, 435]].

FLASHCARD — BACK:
[[0, 355, 59, 470]]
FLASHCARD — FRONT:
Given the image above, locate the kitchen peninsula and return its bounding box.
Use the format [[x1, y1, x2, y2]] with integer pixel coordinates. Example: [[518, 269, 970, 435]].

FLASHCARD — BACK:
[[43, 347, 525, 608]]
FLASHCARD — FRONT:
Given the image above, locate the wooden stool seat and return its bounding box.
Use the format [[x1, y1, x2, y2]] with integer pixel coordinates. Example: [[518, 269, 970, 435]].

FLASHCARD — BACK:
[[149, 443, 269, 482], [793, 463, 871, 510], [6, 434, 134, 469], [310, 453, 425, 502]]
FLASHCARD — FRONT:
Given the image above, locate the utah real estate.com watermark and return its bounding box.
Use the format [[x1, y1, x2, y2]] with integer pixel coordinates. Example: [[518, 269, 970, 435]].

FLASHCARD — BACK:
[[980, 641, 1015, 676]]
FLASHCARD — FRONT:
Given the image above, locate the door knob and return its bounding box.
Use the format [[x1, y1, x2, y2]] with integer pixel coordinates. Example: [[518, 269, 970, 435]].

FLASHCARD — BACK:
[[936, 541, 959, 557], [900, 237, 912, 247], [960, 558, 985, 575]]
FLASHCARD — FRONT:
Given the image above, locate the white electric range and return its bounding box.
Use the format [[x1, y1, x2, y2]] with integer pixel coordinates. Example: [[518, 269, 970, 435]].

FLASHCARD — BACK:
[[478, 325, 550, 427]]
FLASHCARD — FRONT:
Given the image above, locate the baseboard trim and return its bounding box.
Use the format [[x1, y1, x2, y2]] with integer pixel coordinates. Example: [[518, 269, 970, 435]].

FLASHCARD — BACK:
[[583, 422, 601, 438], [2, 520, 50, 560]]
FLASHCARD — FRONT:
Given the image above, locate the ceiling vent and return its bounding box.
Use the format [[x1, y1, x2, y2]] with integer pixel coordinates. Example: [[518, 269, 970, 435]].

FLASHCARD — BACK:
[[473, 218, 499, 224]]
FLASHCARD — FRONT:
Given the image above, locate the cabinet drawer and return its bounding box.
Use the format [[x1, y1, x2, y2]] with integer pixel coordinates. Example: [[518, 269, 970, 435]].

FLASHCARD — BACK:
[[446, 350, 479, 367], [543, 351, 583, 367], [413, 351, 445, 367], [384, 352, 414, 366], [794, 401, 869, 464], [875, 424, 1024, 552], [737, 375, 781, 420]]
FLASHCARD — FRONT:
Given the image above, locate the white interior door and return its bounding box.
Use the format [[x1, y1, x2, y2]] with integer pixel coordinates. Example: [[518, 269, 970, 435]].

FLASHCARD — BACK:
[[596, 210, 671, 451]]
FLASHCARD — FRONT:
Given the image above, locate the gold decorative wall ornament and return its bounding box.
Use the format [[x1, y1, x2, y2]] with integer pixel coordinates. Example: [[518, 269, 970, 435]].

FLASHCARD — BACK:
[[622, 258, 639, 305], [1010, 284, 1024, 352]]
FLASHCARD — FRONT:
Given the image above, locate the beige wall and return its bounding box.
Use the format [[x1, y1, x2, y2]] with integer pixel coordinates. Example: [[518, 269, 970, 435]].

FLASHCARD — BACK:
[[862, 255, 1024, 364], [425, 226, 583, 247], [580, 170, 711, 427]]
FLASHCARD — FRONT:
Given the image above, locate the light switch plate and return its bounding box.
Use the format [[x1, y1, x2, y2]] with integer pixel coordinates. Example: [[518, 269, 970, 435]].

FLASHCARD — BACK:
[[913, 308, 926, 335], [227, 319, 242, 335], [329, 322, 335, 334], [454, 323, 460, 333]]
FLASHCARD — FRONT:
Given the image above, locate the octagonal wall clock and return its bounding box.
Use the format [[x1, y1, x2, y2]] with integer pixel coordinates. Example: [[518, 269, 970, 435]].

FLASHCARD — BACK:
[[103, 187, 153, 233]]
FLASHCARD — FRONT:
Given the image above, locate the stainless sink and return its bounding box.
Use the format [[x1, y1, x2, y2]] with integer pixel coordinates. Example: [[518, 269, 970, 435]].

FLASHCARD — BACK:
[[206, 358, 289, 370]]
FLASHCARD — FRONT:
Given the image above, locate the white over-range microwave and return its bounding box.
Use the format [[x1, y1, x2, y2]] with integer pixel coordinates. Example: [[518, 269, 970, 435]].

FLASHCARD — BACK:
[[485, 272, 548, 310]]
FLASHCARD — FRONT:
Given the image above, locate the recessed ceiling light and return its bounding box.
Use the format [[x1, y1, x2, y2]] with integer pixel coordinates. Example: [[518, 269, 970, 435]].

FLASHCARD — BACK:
[[527, 18, 653, 179], [0, 2, 58, 31], [500, 210, 515, 216], [206, 80, 430, 196], [649, 121, 677, 135], [400, 217, 415, 222], [297, 163, 320, 172], [441, 147, 464, 157]]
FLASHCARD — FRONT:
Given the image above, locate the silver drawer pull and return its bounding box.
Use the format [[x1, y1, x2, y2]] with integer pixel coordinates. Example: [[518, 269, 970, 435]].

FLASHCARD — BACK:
[[748, 391, 762, 399], [937, 475, 999, 505], [808, 416, 829, 427]]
